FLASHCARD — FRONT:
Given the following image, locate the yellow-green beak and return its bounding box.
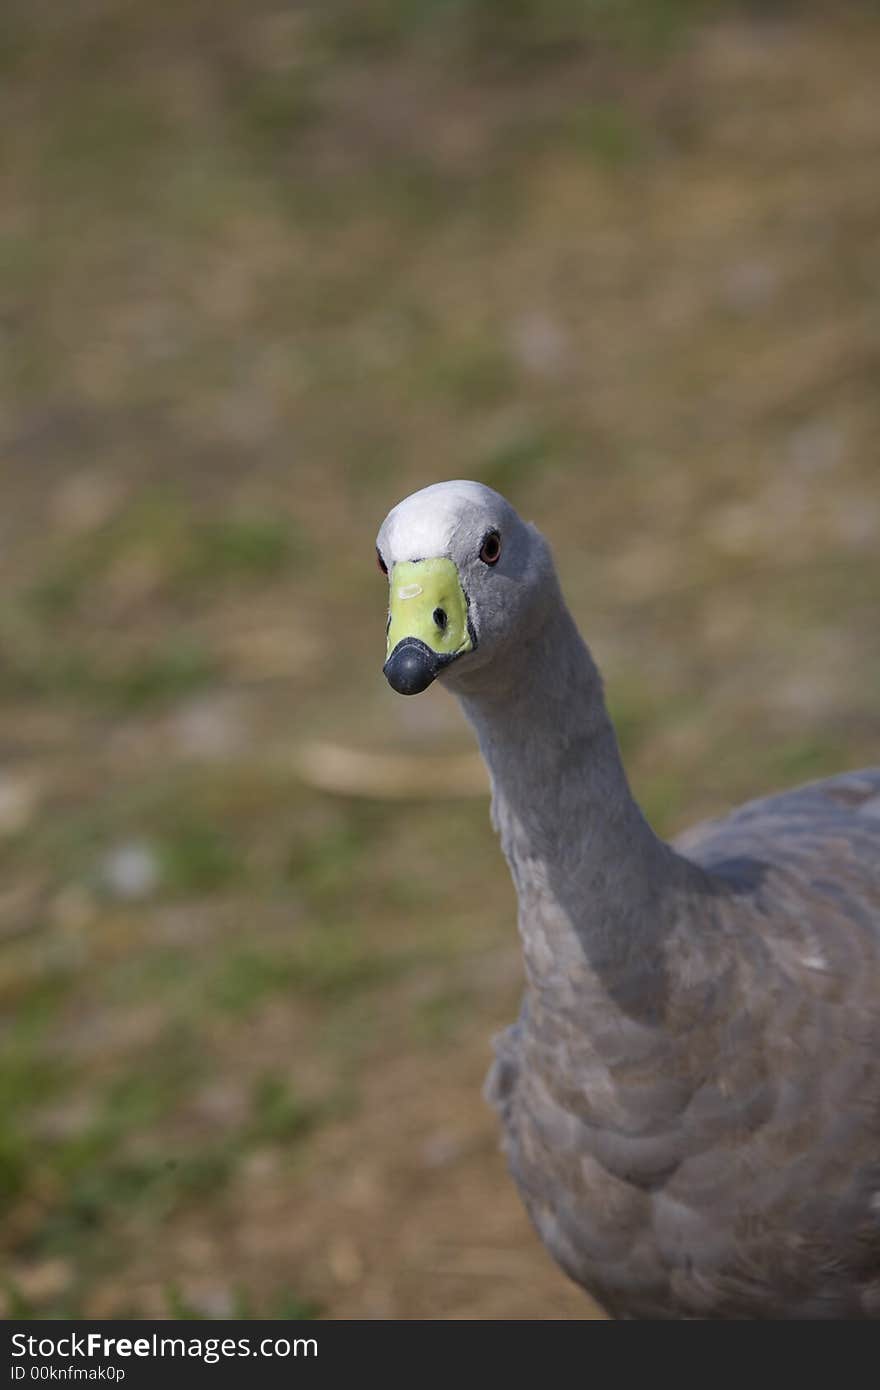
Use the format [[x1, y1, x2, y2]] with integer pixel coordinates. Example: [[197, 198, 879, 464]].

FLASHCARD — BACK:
[[383, 557, 474, 695]]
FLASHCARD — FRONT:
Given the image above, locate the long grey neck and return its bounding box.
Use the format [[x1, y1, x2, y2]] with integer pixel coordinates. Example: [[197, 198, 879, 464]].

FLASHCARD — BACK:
[[455, 598, 697, 1025]]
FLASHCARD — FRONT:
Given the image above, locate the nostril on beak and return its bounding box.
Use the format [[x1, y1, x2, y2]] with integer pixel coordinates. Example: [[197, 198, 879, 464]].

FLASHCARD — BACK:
[[433, 607, 448, 632]]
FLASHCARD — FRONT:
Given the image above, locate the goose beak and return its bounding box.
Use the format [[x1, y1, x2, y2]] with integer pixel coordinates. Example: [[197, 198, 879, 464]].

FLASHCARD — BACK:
[[383, 557, 474, 696], [383, 637, 442, 696]]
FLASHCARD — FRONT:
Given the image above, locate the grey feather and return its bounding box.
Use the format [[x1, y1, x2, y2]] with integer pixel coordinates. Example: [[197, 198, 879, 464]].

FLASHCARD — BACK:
[[377, 482, 880, 1320]]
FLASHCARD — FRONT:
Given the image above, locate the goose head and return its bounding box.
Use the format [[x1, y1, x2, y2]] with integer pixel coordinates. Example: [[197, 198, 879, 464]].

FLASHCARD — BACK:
[[376, 480, 554, 696]]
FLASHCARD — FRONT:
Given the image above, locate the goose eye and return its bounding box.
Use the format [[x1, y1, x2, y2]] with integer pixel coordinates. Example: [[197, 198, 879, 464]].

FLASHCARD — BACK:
[[376, 548, 388, 575], [479, 530, 501, 566]]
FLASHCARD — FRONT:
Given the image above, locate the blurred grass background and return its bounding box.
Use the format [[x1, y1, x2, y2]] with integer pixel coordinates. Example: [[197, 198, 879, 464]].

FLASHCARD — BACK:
[[1, 0, 879, 1318]]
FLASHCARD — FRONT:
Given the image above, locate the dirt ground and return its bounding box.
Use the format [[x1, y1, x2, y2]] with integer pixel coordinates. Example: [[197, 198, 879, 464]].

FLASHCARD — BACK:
[[1, 1, 879, 1319]]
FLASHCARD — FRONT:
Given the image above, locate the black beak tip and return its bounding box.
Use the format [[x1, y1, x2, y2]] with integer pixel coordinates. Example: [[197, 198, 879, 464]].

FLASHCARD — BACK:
[[383, 639, 440, 696]]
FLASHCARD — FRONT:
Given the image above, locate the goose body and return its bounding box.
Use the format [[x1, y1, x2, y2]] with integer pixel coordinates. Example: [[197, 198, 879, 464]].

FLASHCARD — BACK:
[[376, 481, 880, 1319]]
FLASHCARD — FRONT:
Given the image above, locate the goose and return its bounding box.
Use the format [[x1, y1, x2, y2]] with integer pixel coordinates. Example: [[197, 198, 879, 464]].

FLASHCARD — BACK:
[[375, 479, 880, 1320]]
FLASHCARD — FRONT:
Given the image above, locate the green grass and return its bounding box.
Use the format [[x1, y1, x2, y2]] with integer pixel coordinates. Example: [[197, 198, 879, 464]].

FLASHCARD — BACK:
[[321, 0, 725, 57], [0, 627, 220, 709], [27, 499, 307, 620], [247, 1072, 318, 1145], [157, 822, 243, 895], [565, 103, 646, 166], [762, 735, 853, 787], [425, 337, 517, 409], [2, 496, 306, 711], [0, 1015, 327, 1291], [411, 985, 469, 1044], [476, 430, 561, 495], [207, 935, 409, 1016]]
